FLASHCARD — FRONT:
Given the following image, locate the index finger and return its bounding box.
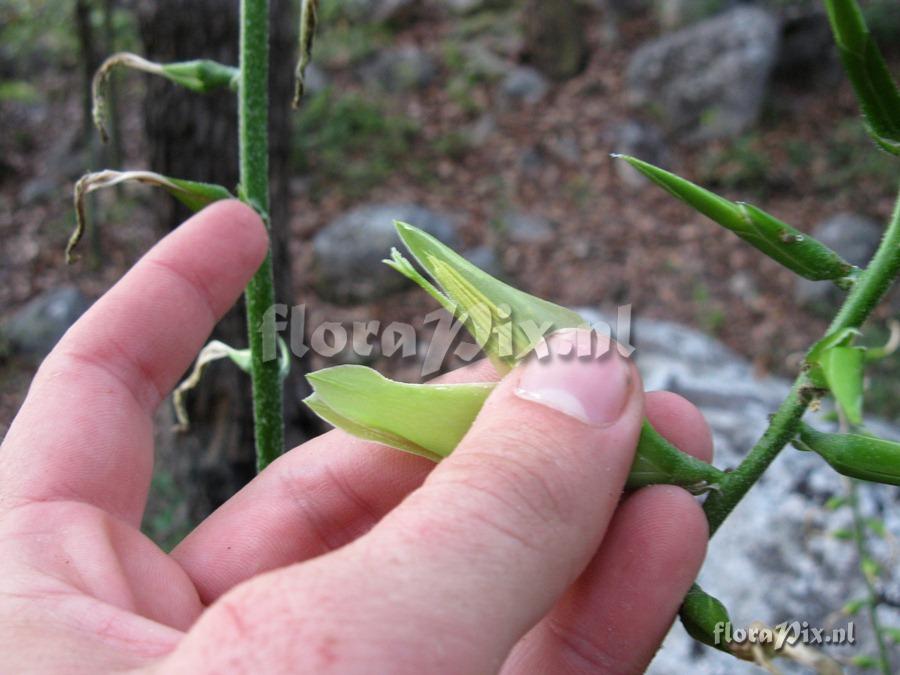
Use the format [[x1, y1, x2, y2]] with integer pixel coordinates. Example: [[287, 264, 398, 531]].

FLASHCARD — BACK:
[[0, 201, 267, 525]]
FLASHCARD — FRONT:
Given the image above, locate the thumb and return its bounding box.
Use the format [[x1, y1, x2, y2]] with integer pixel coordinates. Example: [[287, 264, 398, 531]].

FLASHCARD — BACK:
[[359, 330, 645, 669], [169, 331, 645, 674]]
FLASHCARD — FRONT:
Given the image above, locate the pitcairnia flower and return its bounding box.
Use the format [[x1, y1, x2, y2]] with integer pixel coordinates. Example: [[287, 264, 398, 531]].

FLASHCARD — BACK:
[[304, 222, 726, 494]]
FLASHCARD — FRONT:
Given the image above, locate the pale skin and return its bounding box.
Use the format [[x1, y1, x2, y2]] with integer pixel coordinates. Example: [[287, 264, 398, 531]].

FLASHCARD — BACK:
[[0, 201, 712, 673]]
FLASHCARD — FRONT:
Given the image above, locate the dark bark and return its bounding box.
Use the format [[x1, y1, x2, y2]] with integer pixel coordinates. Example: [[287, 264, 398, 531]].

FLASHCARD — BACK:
[[137, 0, 317, 536], [522, 0, 588, 81], [75, 0, 100, 144]]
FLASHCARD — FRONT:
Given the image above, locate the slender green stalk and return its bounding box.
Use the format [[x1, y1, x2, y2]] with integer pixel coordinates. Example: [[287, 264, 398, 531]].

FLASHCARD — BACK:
[[240, 0, 284, 471], [848, 479, 892, 674], [704, 187, 900, 534]]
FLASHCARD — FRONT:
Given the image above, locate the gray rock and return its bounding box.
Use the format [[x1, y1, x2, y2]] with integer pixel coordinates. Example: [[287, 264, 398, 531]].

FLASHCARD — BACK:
[[371, 0, 421, 23], [577, 308, 900, 673], [518, 145, 546, 176], [654, 0, 734, 30], [498, 65, 550, 106], [340, 0, 420, 23], [20, 175, 60, 205], [362, 46, 438, 92], [465, 113, 497, 145], [626, 7, 780, 142], [300, 64, 329, 98], [458, 43, 510, 81], [547, 134, 581, 165], [499, 211, 555, 244], [2, 286, 91, 360], [313, 204, 460, 304], [773, 7, 839, 84], [795, 213, 883, 314], [610, 121, 669, 189]]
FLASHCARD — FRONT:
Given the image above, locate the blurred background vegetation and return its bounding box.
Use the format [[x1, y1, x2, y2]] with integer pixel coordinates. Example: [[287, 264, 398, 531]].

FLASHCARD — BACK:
[[1, 0, 898, 548]]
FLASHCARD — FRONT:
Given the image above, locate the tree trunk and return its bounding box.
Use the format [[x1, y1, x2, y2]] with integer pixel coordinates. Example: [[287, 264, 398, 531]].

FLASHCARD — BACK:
[[136, 0, 317, 542], [522, 0, 588, 81]]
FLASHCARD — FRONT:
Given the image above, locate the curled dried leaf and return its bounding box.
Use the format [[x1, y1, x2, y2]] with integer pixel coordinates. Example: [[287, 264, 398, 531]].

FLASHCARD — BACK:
[[69, 170, 233, 263], [293, 0, 320, 108]]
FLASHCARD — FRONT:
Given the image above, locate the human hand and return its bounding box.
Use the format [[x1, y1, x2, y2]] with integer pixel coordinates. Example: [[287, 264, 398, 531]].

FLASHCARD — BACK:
[[0, 201, 711, 674]]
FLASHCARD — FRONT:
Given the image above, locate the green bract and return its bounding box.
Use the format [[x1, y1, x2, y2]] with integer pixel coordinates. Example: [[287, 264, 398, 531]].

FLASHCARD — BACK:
[[612, 155, 855, 282], [304, 364, 726, 493], [305, 365, 493, 462], [386, 221, 587, 371]]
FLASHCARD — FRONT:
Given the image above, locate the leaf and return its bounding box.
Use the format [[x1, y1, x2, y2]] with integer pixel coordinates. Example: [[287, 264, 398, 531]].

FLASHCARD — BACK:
[[825, 495, 848, 511], [818, 345, 866, 426], [93, 53, 237, 142], [304, 365, 726, 493], [882, 627, 900, 645], [70, 170, 233, 263], [826, 0, 900, 156], [293, 0, 320, 108], [173, 338, 289, 432], [389, 221, 587, 371], [843, 597, 868, 615], [612, 155, 855, 281]]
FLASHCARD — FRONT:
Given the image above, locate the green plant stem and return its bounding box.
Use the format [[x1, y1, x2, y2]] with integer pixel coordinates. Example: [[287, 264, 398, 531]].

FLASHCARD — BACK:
[[848, 478, 891, 674], [704, 186, 900, 534], [240, 0, 284, 471]]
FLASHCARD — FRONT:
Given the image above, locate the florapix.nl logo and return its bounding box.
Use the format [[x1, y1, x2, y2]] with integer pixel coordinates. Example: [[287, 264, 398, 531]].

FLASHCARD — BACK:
[[259, 303, 636, 377]]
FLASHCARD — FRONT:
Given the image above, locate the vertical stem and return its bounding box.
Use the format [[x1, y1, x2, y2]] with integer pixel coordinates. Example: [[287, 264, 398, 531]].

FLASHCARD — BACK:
[[704, 186, 900, 534], [240, 0, 284, 471], [849, 479, 892, 674]]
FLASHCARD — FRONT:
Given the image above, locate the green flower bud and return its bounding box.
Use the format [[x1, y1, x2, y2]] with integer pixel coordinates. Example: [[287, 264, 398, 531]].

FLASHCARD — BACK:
[[679, 584, 733, 653], [612, 155, 856, 282], [795, 422, 900, 486]]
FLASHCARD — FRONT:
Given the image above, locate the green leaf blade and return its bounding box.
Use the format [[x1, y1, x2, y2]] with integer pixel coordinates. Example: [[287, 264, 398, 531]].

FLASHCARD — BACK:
[[826, 0, 900, 156]]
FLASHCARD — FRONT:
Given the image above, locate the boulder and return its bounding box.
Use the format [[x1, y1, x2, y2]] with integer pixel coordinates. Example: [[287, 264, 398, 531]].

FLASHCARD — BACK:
[[2, 286, 91, 361], [576, 309, 900, 672], [610, 120, 670, 190], [361, 46, 438, 92], [498, 211, 555, 245], [313, 203, 460, 304], [498, 65, 550, 106], [626, 7, 780, 142], [340, 0, 421, 23]]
